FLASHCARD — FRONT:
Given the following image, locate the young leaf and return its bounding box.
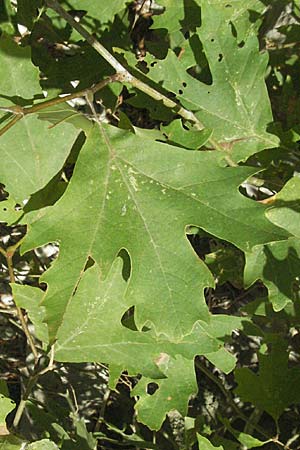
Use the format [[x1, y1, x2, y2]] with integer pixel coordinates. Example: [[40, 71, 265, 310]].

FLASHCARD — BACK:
[[245, 238, 300, 311], [197, 434, 224, 450], [221, 417, 271, 448], [22, 124, 287, 343]]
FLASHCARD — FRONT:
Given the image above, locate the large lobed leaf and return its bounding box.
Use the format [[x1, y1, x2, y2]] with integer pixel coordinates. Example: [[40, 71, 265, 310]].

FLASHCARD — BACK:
[[128, 2, 277, 162], [235, 339, 300, 420], [22, 123, 287, 343], [13, 258, 241, 429]]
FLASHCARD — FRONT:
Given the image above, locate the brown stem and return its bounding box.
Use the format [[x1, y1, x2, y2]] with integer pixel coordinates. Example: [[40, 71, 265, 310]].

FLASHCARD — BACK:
[[0, 114, 22, 137], [13, 346, 55, 429], [23, 75, 118, 116], [1, 244, 39, 362], [45, 0, 221, 150], [46, 0, 128, 75], [0, 75, 119, 137]]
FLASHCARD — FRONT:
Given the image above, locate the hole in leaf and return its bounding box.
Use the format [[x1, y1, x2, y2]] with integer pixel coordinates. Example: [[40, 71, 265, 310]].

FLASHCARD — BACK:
[[248, 10, 261, 23], [179, 0, 201, 32], [147, 382, 159, 395], [186, 34, 213, 85], [118, 249, 131, 281], [136, 61, 149, 74], [121, 306, 138, 331], [150, 61, 157, 67], [210, 38, 215, 42], [238, 40, 245, 48], [230, 21, 237, 38], [178, 89, 183, 95], [182, 82, 187, 87], [218, 53, 223, 62], [0, 184, 8, 201], [3, 207, 7, 211], [84, 256, 95, 271], [187, 231, 211, 260]]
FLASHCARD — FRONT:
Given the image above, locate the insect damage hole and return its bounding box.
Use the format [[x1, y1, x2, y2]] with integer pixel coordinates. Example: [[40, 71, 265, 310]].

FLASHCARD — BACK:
[[84, 256, 95, 271], [147, 382, 159, 395]]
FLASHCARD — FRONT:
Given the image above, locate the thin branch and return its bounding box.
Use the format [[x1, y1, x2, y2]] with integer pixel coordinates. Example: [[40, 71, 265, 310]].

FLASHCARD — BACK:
[[195, 360, 292, 450], [1, 245, 39, 362], [12, 345, 56, 429], [0, 114, 22, 137], [45, 0, 221, 150], [23, 75, 118, 116], [0, 75, 116, 120], [46, 0, 129, 75]]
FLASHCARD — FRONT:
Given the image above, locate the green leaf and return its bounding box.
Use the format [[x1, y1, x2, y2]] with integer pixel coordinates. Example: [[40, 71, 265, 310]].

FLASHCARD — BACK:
[[12, 284, 48, 343], [161, 119, 212, 150], [234, 433, 269, 449], [205, 347, 236, 374], [61, 0, 127, 24], [140, 4, 278, 162], [152, 0, 265, 53], [133, 355, 197, 430], [0, 391, 15, 437], [26, 440, 59, 450], [221, 417, 270, 448], [0, 435, 25, 449], [0, 394, 15, 427], [195, 1, 266, 41], [197, 434, 224, 450], [0, 197, 22, 224], [0, 34, 41, 107], [235, 339, 300, 420], [17, 0, 42, 29], [22, 124, 287, 343], [205, 242, 244, 288], [0, 116, 79, 202], [55, 258, 218, 374], [54, 258, 242, 429], [266, 177, 300, 238], [0, 381, 9, 398], [245, 238, 300, 311]]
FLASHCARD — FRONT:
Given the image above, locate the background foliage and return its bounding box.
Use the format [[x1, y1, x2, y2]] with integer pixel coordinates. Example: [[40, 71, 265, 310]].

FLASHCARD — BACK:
[[0, 0, 300, 449]]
